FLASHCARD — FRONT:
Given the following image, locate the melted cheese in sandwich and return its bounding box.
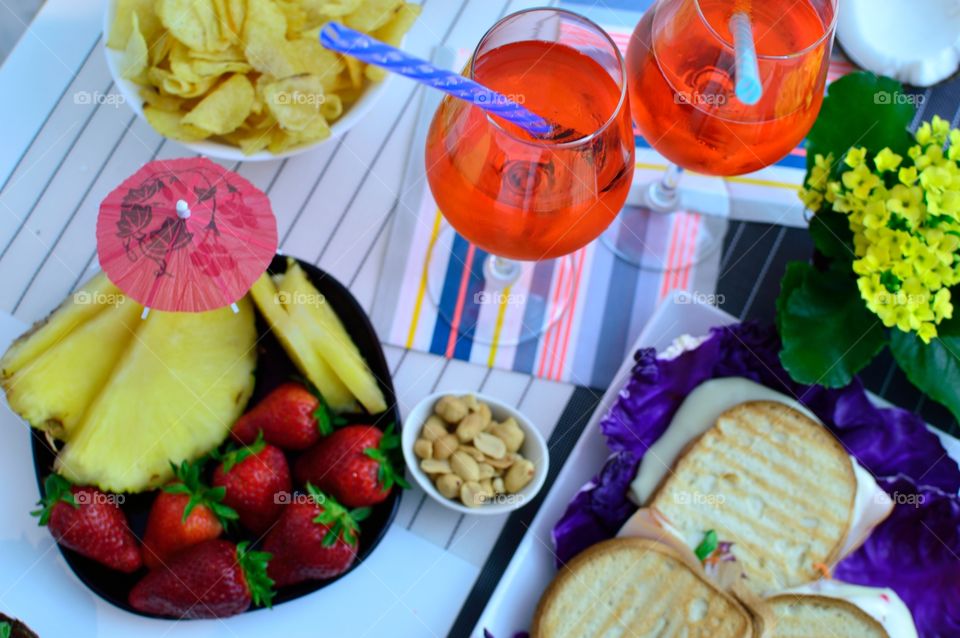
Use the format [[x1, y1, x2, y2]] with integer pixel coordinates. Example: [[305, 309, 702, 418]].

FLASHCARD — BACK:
[[628, 377, 894, 561], [782, 581, 918, 638]]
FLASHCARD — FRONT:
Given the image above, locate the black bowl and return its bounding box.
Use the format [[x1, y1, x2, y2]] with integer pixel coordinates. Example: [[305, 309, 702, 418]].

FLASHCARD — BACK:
[[31, 256, 403, 618]]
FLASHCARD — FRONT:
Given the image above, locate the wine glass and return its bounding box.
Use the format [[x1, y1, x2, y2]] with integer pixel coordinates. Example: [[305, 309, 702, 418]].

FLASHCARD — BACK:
[[605, 0, 837, 270], [423, 8, 634, 345]]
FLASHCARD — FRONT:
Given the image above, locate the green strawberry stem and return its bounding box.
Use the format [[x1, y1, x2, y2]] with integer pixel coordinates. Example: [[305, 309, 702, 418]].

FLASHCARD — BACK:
[[1, 621, 12, 638], [306, 484, 369, 547], [31, 473, 77, 526], [364, 424, 410, 491], [291, 374, 348, 436], [236, 541, 275, 609], [215, 431, 266, 472], [165, 459, 238, 526]]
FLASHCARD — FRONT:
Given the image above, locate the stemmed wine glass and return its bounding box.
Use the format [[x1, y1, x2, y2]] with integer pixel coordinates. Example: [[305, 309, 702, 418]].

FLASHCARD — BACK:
[[424, 8, 634, 345], [605, 0, 837, 270]]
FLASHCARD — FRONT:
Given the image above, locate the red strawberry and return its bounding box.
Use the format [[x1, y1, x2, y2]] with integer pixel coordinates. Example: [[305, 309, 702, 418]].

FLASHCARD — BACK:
[[142, 460, 237, 569], [129, 539, 274, 619], [263, 486, 368, 587], [32, 474, 141, 573], [231, 382, 336, 451], [294, 424, 408, 508], [212, 434, 292, 535]]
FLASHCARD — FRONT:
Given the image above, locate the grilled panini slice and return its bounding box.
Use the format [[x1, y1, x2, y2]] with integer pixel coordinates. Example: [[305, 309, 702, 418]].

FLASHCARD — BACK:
[[650, 401, 857, 595], [532, 538, 754, 638], [767, 594, 888, 637]]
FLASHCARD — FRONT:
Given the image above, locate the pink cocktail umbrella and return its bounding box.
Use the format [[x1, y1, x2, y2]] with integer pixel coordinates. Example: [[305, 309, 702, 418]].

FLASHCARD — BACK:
[[97, 157, 278, 314]]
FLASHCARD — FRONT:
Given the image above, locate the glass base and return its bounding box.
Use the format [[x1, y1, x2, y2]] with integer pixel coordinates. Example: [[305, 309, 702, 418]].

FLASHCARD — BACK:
[[601, 206, 727, 271], [426, 227, 574, 346]]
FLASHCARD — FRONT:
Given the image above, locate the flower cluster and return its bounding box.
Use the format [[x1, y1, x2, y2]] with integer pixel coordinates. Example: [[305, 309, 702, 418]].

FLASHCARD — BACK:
[[799, 116, 960, 343]]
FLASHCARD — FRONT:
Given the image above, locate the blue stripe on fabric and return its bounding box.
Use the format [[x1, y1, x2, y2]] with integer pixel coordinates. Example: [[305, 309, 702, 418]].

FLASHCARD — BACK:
[[513, 260, 557, 375], [452, 243, 487, 361], [429, 232, 470, 355]]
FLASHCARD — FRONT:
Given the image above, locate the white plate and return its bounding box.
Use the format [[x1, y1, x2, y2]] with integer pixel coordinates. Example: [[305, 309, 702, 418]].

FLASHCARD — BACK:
[[102, 0, 397, 162], [473, 291, 960, 637]]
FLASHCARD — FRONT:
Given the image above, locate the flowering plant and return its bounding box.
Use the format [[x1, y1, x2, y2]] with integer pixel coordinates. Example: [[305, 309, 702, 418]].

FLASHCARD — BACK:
[[778, 72, 960, 422]]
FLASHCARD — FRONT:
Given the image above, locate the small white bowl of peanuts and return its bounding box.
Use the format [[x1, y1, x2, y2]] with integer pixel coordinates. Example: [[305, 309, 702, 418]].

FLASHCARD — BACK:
[[402, 392, 549, 516]]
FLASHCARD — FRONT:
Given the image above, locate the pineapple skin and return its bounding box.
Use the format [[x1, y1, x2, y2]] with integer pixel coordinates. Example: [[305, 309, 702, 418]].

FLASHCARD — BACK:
[[3, 295, 142, 440], [55, 298, 258, 493]]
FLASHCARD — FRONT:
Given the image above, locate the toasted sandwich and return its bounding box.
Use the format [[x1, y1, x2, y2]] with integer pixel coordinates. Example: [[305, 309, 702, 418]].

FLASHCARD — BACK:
[[532, 538, 755, 638], [767, 581, 917, 638]]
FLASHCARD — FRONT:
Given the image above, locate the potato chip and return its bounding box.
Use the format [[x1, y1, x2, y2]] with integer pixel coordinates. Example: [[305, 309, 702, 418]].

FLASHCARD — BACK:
[[120, 13, 150, 82], [343, 56, 364, 89], [211, 0, 244, 41], [148, 66, 218, 98], [301, 0, 363, 19], [261, 74, 327, 132], [374, 3, 420, 46], [319, 93, 343, 120], [287, 37, 344, 89], [139, 87, 185, 112], [144, 106, 210, 142], [243, 0, 298, 77], [344, 0, 403, 32], [181, 73, 255, 134], [156, 0, 231, 53], [108, 0, 161, 50]]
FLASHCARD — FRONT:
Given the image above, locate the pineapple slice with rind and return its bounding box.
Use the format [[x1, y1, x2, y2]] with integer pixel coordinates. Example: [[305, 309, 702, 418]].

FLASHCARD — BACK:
[[3, 294, 142, 440], [56, 298, 257, 493], [249, 273, 355, 411], [277, 261, 387, 414], [1, 273, 120, 377]]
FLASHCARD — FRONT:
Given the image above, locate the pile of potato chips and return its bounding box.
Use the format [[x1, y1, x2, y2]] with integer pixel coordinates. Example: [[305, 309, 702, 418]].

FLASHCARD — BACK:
[[109, 0, 419, 155]]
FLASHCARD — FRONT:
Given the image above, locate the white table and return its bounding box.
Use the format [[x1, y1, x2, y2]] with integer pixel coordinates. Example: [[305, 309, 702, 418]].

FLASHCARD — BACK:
[[0, 1, 586, 636]]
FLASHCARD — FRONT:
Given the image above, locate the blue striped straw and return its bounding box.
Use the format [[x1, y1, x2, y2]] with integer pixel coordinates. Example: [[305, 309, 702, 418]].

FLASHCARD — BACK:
[[320, 22, 552, 136], [729, 11, 763, 105]]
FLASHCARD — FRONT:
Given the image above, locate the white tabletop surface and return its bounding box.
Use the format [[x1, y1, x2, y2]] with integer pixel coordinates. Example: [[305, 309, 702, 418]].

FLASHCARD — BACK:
[[0, 1, 584, 636]]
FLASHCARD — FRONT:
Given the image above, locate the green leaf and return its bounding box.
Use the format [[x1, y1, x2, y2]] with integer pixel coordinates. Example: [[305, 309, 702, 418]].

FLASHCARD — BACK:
[[31, 474, 77, 526], [777, 262, 887, 387], [809, 212, 855, 263], [806, 72, 915, 171], [0, 621, 10, 638], [694, 530, 718, 562], [890, 319, 960, 423], [237, 541, 275, 609]]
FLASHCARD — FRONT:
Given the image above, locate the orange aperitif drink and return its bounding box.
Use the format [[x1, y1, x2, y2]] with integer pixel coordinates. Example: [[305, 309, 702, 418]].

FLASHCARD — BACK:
[[425, 16, 633, 261], [627, 0, 836, 176]]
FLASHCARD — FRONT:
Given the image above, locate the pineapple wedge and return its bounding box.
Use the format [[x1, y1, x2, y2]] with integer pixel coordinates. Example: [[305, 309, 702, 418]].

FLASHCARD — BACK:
[[277, 261, 388, 414], [249, 274, 355, 411], [3, 295, 142, 440], [55, 299, 257, 493], [1, 273, 120, 377]]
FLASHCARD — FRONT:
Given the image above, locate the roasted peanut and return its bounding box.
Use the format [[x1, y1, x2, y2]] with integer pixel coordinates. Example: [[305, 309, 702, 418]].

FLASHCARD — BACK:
[[485, 453, 516, 470], [435, 474, 463, 499], [421, 416, 448, 441], [491, 418, 525, 453], [414, 438, 433, 460], [450, 450, 480, 481], [420, 459, 452, 475], [504, 458, 535, 493], [460, 481, 485, 507], [433, 433, 459, 460], [459, 445, 486, 462], [435, 395, 469, 423], [456, 413, 485, 443], [461, 394, 479, 411], [474, 431, 507, 459], [477, 462, 496, 480], [479, 479, 495, 498], [493, 477, 506, 494], [475, 401, 492, 429]]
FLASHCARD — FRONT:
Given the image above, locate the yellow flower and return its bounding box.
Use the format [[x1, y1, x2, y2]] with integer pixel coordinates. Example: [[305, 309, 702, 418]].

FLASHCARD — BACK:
[[844, 147, 867, 168], [916, 122, 933, 146], [932, 115, 951, 145], [874, 148, 903, 172], [898, 166, 918, 185], [917, 323, 938, 344]]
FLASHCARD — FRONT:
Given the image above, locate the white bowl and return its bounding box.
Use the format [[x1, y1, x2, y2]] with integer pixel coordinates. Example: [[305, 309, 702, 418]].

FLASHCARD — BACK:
[[402, 392, 550, 516], [102, 1, 394, 162]]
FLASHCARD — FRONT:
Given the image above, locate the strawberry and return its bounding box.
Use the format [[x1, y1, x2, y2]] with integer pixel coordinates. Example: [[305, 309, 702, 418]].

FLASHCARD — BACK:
[[212, 433, 292, 535], [32, 474, 141, 573], [231, 382, 338, 451], [263, 485, 368, 587], [294, 424, 408, 508], [142, 460, 237, 569], [129, 539, 274, 619]]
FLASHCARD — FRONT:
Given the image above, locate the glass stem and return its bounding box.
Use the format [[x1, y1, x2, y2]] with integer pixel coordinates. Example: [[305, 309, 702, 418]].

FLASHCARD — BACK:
[[646, 163, 684, 213], [483, 254, 522, 288]]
